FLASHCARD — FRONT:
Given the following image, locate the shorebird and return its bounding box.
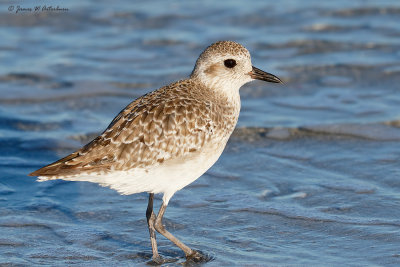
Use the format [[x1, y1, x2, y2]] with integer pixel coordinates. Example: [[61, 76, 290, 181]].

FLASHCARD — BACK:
[[29, 41, 282, 263]]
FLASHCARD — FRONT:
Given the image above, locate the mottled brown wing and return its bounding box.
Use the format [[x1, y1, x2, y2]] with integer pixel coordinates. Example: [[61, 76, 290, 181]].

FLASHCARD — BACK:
[[29, 81, 215, 177]]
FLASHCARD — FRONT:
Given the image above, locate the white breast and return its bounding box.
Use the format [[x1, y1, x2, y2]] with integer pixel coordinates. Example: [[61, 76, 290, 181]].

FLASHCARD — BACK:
[[53, 141, 227, 205]]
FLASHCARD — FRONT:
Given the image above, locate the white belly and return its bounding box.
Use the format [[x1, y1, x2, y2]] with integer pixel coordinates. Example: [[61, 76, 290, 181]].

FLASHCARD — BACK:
[[47, 141, 227, 204]]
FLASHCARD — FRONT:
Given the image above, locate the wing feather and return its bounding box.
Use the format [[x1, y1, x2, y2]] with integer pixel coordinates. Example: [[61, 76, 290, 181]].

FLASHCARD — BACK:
[[29, 80, 215, 177]]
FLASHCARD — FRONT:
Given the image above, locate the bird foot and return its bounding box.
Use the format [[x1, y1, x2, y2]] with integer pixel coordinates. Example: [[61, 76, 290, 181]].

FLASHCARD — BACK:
[[147, 255, 178, 265], [147, 255, 167, 265], [186, 250, 210, 263]]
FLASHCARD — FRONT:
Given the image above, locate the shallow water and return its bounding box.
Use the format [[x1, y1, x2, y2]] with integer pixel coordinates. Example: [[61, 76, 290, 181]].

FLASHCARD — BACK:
[[1, 0, 400, 265]]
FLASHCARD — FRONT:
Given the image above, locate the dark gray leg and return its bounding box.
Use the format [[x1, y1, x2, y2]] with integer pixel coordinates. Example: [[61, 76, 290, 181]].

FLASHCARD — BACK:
[[146, 193, 162, 263], [154, 202, 202, 260]]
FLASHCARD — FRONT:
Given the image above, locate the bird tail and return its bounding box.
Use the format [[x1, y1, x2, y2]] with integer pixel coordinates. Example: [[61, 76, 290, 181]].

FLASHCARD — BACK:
[[28, 151, 81, 180]]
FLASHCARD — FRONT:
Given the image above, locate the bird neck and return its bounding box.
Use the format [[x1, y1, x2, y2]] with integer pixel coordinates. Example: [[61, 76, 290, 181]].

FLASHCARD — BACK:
[[191, 75, 241, 107]]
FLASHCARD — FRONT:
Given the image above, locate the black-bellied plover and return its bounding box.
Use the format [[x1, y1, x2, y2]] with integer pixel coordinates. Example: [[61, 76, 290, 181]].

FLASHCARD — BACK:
[[29, 41, 282, 263]]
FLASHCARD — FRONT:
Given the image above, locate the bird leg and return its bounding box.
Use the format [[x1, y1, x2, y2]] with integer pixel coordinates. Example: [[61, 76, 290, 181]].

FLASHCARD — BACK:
[[146, 193, 162, 263], [154, 202, 202, 261]]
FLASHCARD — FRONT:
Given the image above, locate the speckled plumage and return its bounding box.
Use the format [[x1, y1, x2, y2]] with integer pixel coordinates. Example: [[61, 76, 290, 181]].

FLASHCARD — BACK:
[[32, 80, 236, 173], [29, 41, 282, 262], [29, 41, 252, 203], [30, 77, 240, 201]]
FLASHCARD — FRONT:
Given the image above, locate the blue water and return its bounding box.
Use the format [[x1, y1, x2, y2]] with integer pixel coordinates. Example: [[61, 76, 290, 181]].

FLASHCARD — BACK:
[[2, 0, 400, 265]]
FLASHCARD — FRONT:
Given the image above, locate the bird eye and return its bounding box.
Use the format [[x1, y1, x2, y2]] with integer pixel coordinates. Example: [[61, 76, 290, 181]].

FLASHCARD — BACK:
[[224, 59, 237, 68]]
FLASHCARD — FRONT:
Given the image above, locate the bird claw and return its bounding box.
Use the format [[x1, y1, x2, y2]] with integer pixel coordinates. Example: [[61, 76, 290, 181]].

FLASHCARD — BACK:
[[186, 250, 208, 263], [148, 255, 181, 265], [147, 255, 165, 265]]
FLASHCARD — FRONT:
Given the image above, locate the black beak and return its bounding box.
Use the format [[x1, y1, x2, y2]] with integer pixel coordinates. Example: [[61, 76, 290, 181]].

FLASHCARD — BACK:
[[249, 66, 282, 83]]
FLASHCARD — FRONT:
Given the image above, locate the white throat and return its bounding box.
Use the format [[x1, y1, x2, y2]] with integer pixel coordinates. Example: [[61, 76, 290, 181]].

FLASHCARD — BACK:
[[193, 70, 251, 103]]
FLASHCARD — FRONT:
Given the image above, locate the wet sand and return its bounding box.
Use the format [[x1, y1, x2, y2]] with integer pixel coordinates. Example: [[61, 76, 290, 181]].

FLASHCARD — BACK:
[[1, 0, 400, 265]]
